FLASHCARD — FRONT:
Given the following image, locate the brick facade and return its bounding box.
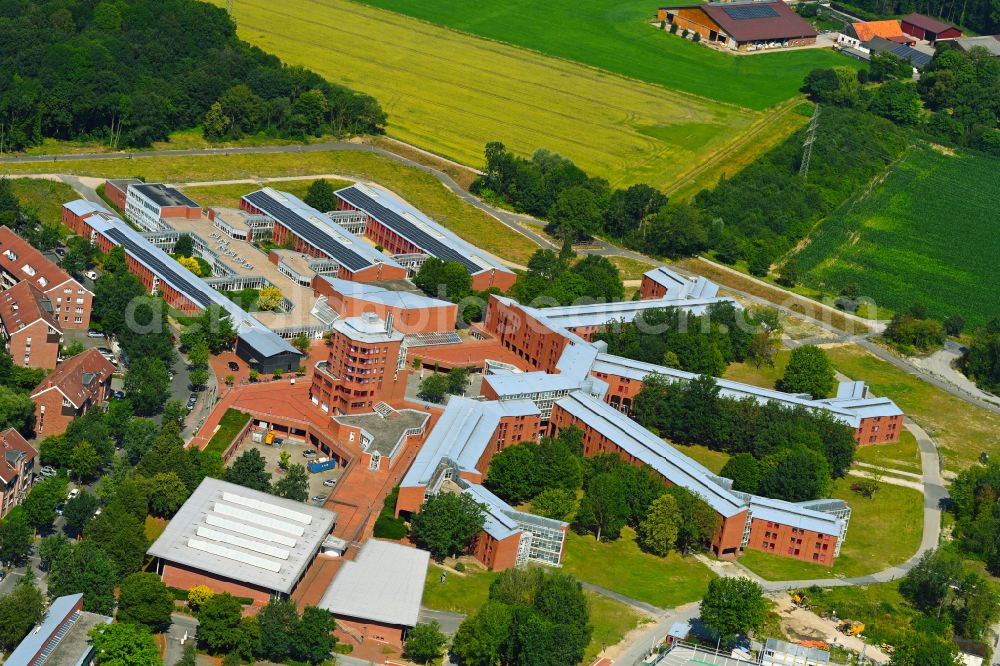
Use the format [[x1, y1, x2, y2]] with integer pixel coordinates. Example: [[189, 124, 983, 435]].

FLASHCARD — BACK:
[[160, 562, 273, 608], [0, 429, 37, 519], [484, 297, 570, 373], [744, 518, 838, 565], [32, 349, 115, 436], [472, 530, 522, 571], [312, 276, 458, 334], [309, 325, 410, 416]]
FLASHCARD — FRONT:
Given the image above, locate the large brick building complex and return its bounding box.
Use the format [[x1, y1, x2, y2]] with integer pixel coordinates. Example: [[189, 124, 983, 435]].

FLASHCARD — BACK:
[[31, 349, 115, 436]]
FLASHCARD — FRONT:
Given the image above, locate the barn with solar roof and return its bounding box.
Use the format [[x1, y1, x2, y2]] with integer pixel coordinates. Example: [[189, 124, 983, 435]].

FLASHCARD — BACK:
[[147, 478, 337, 607], [657, 0, 818, 51]]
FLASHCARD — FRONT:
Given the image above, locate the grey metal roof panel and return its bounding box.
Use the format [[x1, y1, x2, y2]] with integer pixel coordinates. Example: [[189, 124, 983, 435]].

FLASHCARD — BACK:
[[336, 185, 512, 276], [318, 539, 430, 627], [462, 483, 521, 540], [4, 594, 94, 665], [243, 189, 392, 273], [131, 183, 201, 209]]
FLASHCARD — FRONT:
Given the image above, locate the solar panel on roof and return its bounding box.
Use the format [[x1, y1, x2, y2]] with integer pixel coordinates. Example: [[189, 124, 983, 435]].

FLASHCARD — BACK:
[[891, 43, 932, 66], [338, 187, 481, 274], [244, 191, 368, 272], [722, 4, 779, 19], [104, 228, 216, 308]]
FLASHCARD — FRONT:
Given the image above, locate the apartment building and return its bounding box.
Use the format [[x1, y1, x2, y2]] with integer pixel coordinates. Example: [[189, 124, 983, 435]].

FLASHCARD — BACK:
[[31, 349, 116, 436], [0, 281, 62, 369], [0, 429, 37, 519]]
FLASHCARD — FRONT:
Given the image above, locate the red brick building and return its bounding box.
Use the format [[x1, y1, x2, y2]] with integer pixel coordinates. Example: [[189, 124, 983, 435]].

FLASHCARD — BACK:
[[0, 226, 93, 329], [0, 281, 62, 370], [310, 313, 410, 415], [901, 13, 961, 41], [31, 349, 115, 437], [102, 178, 143, 210], [312, 276, 458, 335], [0, 429, 37, 519]]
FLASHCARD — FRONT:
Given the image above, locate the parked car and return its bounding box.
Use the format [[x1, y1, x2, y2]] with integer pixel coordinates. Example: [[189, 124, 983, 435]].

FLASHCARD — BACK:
[[39, 466, 56, 477], [302, 450, 318, 459], [228, 361, 240, 372], [95, 347, 114, 356], [67, 488, 80, 500], [85, 270, 98, 280], [112, 390, 125, 400], [54, 247, 66, 257], [87, 329, 104, 338], [323, 478, 337, 487], [187, 394, 197, 410], [55, 504, 64, 516], [311, 495, 327, 503]]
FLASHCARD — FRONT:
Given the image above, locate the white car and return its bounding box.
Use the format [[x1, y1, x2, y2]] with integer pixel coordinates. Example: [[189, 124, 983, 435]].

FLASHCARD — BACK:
[[85, 270, 98, 280], [67, 488, 80, 500], [86, 329, 104, 338]]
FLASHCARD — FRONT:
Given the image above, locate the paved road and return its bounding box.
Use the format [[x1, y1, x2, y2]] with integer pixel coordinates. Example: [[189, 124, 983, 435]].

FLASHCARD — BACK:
[[163, 613, 199, 666], [417, 608, 465, 637], [614, 603, 701, 666]]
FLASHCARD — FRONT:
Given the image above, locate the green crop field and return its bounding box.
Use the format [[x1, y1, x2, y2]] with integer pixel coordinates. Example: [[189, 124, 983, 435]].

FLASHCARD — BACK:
[[351, 0, 852, 111], [793, 146, 1000, 327], [212, 0, 768, 189]]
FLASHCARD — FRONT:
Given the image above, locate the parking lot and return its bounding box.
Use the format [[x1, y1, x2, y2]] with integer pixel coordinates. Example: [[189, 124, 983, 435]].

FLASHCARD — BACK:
[[236, 433, 344, 506]]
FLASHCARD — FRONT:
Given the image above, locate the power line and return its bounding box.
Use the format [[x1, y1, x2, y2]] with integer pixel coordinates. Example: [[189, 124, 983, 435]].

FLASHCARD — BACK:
[[799, 103, 821, 181]]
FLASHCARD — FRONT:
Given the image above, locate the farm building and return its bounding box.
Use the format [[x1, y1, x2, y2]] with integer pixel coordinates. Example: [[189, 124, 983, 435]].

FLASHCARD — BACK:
[[848, 19, 913, 44], [900, 13, 961, 41], [147, 478, 337, 607], [943, 34, 1000, 57], [865, 36, 934, 69], [657, 1, 817, 51]]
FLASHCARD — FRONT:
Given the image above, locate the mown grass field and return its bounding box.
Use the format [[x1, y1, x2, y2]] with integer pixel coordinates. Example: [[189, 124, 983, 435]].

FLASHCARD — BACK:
[[212, 0, 764, 188], [180, 179, 352, 210], [826, 344, 1000, 472], [793, 146, 1000, 327], [1, 151, 541, 265], [9, 178, 80, 228], [739, 477, 923, 580], [352, 0, 853, 110]]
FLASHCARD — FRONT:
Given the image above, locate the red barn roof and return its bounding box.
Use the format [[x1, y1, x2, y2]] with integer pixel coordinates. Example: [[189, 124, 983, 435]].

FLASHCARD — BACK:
[[901, 13, 959, 35], [700, 1, 818, 42]]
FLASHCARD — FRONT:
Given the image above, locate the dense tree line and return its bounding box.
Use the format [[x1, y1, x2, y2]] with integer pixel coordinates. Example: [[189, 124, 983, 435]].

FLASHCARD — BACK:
[[949, 460, 1000, 575], [633, 373, 857, 502], [0, 0, 385, 151], [882, 305, 947, 353], [451, 568, 592, 666], [511, 248, 624, 306], [593, 304, 780, 377], [960, 318, 1000, 394], [803, 46, 1000, 155], [485, 427, 584, 507]]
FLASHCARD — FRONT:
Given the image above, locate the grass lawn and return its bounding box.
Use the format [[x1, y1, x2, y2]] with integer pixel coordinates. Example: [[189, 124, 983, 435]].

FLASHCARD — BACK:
[[827, 344, 1000, 473], [672, 443, 730, 475], [422, 564, 498, 615], [9, 178, 80, 231], [854, 431, 922, 475], [351, 0, 854, 110], [179, 179, 353, 210], [562, 528, 715, 609], [793, 146, 1000, 328], [805, 582, 920, 646], [584, 593, 646, 663], [2, 151, 541, 265], [606, 255, 657, 281], [722, 351, 792, 392], [738, 478, 923, 580], [210, 0, 764, 189]]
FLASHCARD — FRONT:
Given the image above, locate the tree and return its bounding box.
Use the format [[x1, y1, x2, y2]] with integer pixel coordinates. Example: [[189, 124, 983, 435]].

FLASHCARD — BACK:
[[197, 593, 246, 655], [0, 578, 45, 652], [117, 572, 175, 631], [869, 80, 922, 126], [177, 255, 202, 276], [484, 443, 541, 504], [776, 258, 799, 287], [410, 492, 486, 560], [533, 573, 592, 664], [203, 102, 231, 141], [758, 445, 832, 502], [451, 601, 512, 666], [258, 599, 300, 663], [304, 179, 338, 212], [48, 541, 118, 614], [258, 286, 283, 311], [531, 488, 577, 520], [224, 449, 273, 492], [140, 472, 190, 517], [665, 486, 722, 554], [122, 417, 159, 464], [38, 533, 72, 571], [414, 257, 472, 302], [0, 385, 36, 433], [173, 234, 194, 257], [89, 622, 162, 666], [70, 440, 101, 481], [85, 504, 150, 578], [899, 549, 963, 614], [720, 453, 763, 493], [748, 330, 779, 369], [417, 373, 449, 403], [63, 490, 99, 537], [699, 577, 767, 644], [181, 305, 236, 353], [637, 493, 680, 556], [163, 400, 188, 430], [23, 475, 68, 532], [573, 472, 628, 542], [870, 51, 913, 81], [187, 341, 210, 368], [943, 313, 965, 336], [124, 357, 170, 416], [291, 332, 312, 355], [547, 186, 602, 240], [189, 367, 209, 390], [291, 606, 338, 664], [778, 345, 834, 399], [273, 464, 310, 501], [404, 621, 447, 663], [187, 585, 215, 612], [0, 508, 33, 565], [890, 634, 961, 666]]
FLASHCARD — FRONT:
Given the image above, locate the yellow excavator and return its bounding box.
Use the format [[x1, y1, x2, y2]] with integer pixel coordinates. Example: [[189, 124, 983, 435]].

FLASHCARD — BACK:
[[791, 592, 809, 609], [838, 620, 865, 636]]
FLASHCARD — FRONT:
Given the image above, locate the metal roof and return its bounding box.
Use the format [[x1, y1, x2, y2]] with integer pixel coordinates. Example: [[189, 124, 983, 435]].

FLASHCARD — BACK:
[[524, 294, 736, 330], [336, 184, 512, 277], [319, 275, 453, 310], [699, 1, 818, 42], [901, 12, 956, 34], [244, 188, 398, 273], [5, 594, 112, 666], [642, 267, 720, 299], [332, 313, 405, 343], [318, 539, 429, 627], [131, 183, 201, 209], [146, 478, 337, 594]]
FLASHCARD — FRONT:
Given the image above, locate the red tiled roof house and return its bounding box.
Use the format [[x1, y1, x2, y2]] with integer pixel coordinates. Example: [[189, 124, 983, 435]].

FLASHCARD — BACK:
[[0, 429, 38, 519], [31, 349, 115, 436], [0, 281, 63, 370]]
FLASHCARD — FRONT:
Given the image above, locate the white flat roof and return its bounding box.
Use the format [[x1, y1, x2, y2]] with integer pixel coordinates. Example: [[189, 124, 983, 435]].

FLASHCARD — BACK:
[[318, 539, 429, 627], [333, 313, 405, 343], [147, 478, 336, 594]]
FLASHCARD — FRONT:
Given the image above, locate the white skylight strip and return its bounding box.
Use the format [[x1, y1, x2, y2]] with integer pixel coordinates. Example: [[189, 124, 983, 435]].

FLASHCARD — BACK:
[[196, 526, 291, 560], [213, 503, 306, 536], [221, 492, 313, 525], [188, 538, 282, 573], [204, 514, 298, 547]]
